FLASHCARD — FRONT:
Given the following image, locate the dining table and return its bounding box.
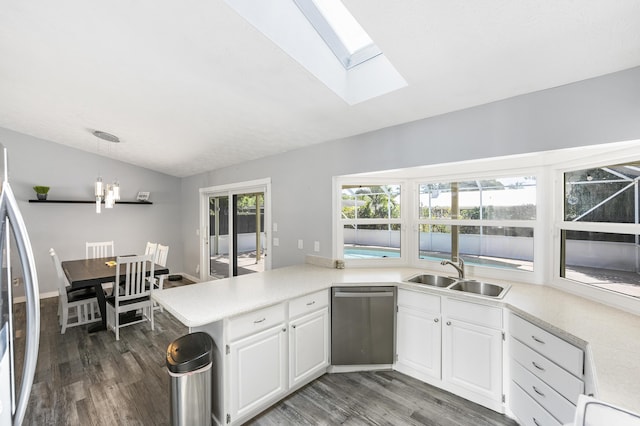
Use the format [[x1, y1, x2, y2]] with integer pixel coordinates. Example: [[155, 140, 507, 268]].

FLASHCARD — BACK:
[[61, 256, 169, 332]]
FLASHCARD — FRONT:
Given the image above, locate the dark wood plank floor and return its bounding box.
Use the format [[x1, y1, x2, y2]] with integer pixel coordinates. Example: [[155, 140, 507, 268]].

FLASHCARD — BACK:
[[14, 286, 518, 426], [248, 371, 518, 426]]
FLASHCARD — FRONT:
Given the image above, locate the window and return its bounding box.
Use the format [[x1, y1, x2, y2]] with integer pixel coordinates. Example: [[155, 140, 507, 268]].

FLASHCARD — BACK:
[[560, 161, 640, 298], [294, 0, 382, 69], [341, 184, 402, 259], [418, 176, 537, 272]]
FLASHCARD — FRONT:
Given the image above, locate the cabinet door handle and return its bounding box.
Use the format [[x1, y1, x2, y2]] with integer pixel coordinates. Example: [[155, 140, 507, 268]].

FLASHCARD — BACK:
[[434, 318, 439, 323], [532, 418, 540, 426], [446, 321, 451, 326], [282, 327, 286, 332], [532, 361, 545, 371], [532, 386, 545, 397], [531, 335, 545, 344], [254, 318, 266, 324], [306, 301, 316, 306]]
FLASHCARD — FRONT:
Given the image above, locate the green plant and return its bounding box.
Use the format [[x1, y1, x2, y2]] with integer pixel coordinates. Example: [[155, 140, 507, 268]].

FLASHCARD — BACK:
[[33, 186, 50, 194]]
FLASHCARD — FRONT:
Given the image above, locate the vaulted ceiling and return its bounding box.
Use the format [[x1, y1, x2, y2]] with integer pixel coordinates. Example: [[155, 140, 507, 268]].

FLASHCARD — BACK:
[[1, 1, 639, 177]]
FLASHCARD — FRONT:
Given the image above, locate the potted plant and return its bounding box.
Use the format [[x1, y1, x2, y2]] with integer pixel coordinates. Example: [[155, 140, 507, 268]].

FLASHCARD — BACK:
[[33, 186, 50, 201]]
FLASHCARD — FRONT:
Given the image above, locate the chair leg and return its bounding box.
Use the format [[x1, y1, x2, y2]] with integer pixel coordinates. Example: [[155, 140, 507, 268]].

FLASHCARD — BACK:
[[61, 308, 68, 334], [115, 308, 120, 341], [150, 304, 154, 331]]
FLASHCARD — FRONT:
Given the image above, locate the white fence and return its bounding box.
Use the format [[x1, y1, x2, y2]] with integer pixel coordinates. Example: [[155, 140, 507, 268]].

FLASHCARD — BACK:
[[345, 229, 639, 271], [210, 232, 266, 256]]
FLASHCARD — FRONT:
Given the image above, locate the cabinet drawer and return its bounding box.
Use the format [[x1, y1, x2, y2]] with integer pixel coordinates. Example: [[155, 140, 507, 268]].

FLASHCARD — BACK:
[[511, 359, 576, 424], [444, 297, 502, 329], [398, 289, 440, 312], [510, 381, 562, 426], [289, 290, 329, 319], [510, 314, 584, 378], [510, 338, 584, 404], [228, 303, 286, 341]]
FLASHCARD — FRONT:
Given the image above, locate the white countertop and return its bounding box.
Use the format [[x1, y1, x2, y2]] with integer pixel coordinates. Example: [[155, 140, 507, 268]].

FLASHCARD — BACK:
[[153, 263, 640, 413]]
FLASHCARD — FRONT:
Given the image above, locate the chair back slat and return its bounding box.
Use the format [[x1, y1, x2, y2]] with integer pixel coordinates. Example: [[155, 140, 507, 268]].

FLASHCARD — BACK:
[[86, 241, 115, 259]]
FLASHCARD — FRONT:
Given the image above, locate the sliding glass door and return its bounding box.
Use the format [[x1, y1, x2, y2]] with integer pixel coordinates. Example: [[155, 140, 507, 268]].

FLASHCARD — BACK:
[[201, 179, 271, 280]]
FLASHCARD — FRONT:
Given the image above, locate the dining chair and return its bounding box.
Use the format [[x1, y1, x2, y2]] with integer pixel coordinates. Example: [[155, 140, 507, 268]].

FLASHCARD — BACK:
[[50, 248, 101, 334], [145, 241, 158, 257], [152, 244, 169, 312], [86, 240, 115, 259], [106, 254, 155, 340]]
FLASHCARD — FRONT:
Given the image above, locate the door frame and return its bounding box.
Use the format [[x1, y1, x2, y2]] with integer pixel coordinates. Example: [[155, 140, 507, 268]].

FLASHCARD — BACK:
[[199, 178, 272, 281]]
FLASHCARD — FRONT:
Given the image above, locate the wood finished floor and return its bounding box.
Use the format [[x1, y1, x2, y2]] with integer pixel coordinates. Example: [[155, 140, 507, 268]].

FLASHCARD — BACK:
[[15, 286, 518, 426]]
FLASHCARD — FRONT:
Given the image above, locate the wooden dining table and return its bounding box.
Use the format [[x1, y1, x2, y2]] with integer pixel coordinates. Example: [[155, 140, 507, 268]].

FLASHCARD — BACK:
[[61, 256, 169, 332]]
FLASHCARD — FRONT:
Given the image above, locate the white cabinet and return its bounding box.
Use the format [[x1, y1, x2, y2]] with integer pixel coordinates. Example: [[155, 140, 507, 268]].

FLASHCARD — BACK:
[[226, 302, 288, 423], [289, 307, 329, 388], [228, 324, 287, 421], [217, 290, 329, 425], [395, 290, 503, 413], [395, 290, 441, 382], [442, 297, 503, 412], [508, 313, 585, 426]]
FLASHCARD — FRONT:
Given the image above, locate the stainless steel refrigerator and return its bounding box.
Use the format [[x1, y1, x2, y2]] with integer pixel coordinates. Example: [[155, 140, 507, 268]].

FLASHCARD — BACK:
[[0, 143, 40, 425]]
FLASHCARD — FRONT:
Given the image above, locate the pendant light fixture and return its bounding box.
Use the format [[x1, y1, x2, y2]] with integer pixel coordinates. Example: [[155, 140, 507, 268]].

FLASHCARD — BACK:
[[92, 130, 121, 214]]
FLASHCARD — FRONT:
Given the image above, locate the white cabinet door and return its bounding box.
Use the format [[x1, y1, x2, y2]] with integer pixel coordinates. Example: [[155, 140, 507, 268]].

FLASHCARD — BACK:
[[396, 305, 441, 382], [289, 307, 329, 388], [442, 318, 503, 405], [229, 324, 287, 422]]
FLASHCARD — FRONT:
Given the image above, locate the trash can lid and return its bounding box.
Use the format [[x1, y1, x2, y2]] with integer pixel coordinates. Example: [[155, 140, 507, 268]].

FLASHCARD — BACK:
[[166, 332, 213, 374]]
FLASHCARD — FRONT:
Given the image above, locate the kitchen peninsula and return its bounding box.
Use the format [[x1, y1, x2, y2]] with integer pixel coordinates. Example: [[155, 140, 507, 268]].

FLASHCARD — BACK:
[[153, 262, 640, 424]]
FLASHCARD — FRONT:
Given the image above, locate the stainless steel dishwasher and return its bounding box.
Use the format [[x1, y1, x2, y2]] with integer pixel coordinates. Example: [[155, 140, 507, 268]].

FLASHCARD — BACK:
[[331, 286, 396, 366]]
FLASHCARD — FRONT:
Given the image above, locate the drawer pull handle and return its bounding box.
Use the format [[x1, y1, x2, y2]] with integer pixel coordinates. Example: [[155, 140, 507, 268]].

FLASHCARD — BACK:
[[532, 361, 545, 371], [532, 386, 545, 397], [532, 418, 540, 426], [531, 335, 545, 344], [254, 318, 266, 324], [306, 301, 316, 306]]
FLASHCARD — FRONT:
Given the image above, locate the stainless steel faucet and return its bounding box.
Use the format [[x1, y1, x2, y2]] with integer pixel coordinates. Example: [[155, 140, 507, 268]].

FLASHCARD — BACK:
[[441, 258, 465, 278]]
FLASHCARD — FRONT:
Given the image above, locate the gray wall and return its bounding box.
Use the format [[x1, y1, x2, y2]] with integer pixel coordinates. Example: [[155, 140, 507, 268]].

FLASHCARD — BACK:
[[180, 66, 640, 276], [0, 128, 183, 297]]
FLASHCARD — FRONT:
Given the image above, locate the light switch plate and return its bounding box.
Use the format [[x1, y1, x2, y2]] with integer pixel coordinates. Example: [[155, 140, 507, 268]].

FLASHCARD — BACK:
[[273, 237, 279, 246], [298, 239, 303, 249], [314, 241, 320, 252]]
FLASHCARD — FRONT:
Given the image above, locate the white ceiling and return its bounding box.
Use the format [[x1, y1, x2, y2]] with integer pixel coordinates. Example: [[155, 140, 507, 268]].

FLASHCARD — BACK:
[[0, 1, 639, 177]]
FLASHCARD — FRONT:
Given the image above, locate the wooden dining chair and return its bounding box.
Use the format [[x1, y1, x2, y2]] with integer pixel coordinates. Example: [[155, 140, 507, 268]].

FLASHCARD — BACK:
[[152, 244, 169, 312], [106, 254, 155, 340], [86, 240, 115, 259], [145, 241, 158, 257], [50, 248, 101, 334]]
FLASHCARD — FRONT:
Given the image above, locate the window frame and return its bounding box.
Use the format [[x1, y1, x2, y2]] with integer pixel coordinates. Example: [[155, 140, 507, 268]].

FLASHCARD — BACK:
[[334, 177, 408, 267], [552, 151, 640, 313], [413, 168, 542, 283]]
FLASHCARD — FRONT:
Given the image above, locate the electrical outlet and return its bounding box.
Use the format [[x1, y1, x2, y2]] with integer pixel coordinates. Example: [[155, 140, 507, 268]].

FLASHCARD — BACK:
[[273, 223, 278, 232], [273, 237, 279, 246], [195, 264, 200, 274], [12, 278, 21, 287], [314, 241, 320, 252], [298, 239, 303, 249]]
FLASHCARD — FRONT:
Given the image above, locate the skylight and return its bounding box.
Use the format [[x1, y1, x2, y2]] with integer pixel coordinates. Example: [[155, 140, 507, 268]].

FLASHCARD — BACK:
[[223, 0, 407, 104], [293, 0, 382, 69]]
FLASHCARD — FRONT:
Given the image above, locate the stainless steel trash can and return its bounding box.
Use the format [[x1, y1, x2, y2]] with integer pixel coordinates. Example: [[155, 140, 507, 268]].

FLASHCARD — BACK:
[[166, 332, 213, 426]]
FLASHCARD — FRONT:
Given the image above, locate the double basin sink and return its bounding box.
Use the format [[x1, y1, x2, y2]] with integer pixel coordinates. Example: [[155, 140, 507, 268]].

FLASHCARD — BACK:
[[405, 274, 510, 298]]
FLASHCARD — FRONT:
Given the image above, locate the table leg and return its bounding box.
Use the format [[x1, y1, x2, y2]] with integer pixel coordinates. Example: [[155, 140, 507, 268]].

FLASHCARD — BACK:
[[88, 283, 108, 333]]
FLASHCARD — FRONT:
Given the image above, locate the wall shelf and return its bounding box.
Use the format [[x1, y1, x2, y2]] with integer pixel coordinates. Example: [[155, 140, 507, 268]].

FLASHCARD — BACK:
[[29, 199, 153, 205]]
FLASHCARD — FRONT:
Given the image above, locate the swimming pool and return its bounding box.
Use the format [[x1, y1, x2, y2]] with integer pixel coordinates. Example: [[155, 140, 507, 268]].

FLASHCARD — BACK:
[[344, 247, 400, 259]]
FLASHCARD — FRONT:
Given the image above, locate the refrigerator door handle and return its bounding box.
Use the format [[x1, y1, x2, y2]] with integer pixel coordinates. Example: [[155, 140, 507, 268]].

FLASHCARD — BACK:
[[1, 183, 40, 426]]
